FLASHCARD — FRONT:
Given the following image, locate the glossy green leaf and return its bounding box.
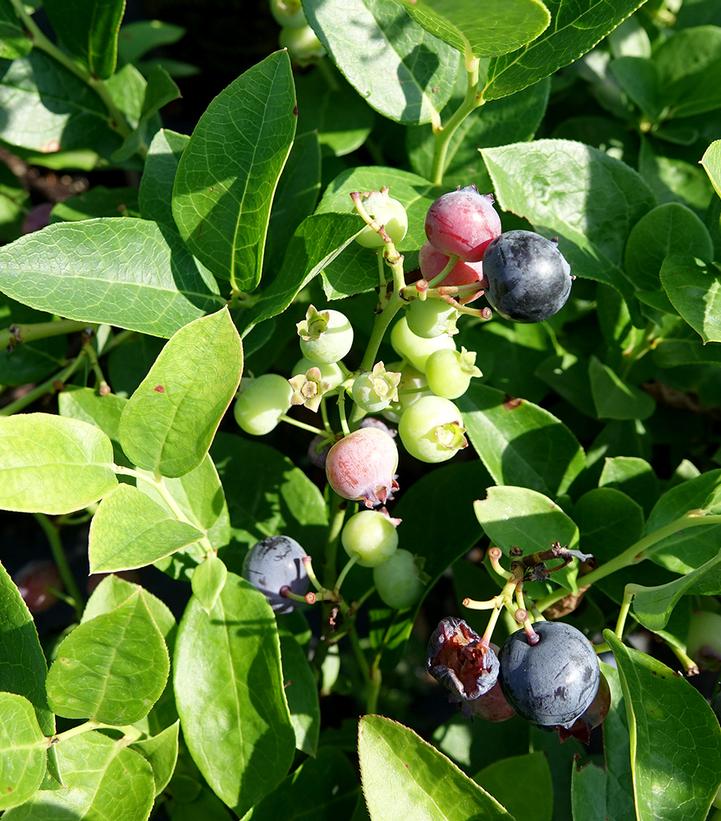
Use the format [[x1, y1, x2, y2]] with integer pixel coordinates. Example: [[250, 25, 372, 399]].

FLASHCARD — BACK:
[[0, 414, 117, 514], [119, 308, 242, 477], [629, 547, 721, 630], [303, 0, 458, 124], [139, 128, 189, 227], [639, 139, 712, 214], [609, 56, 661, 121], [0, 218, 224, 338], [599, 456, 659, 515], [0, 692, 47, 810], [211, 434, 327, 552], [398, 0, 550, 58], [3, 731, 155, 821], [602, 664, 635, 820], [265, 131, 321, 272], [589, 356, 655, 421], [240, 746, 357, 820], [653, 338, 721, 368], [0, 1, 31, 59], [0, 562, 54, 734], [50, 186, 139, 223], [574, 487, 644, 565], [47, 591, 170, 724], [118, 19, 185, 64], [358, 715, 512, 820], [482, 0, 648, 99], [174, 573, 294, 814], [701, 139, 721, 199], [191, 554, 227, 613], [0, 52, 119, 155], [535, 352, 595, 417], [89, 484, 204, 573], [571, 761, 606, 821], [660, 254, 721, 343], [459, 383, 585, 498], [172, 51, 296, 287], [624, 203, 713, 292], [407, 79, 550, 185], [605, 631, 721, 821], [132, 721, 180, 796], [58, 387, 126, 455], [475, 752, 553, 821], [279, 636, 320, 756], [653, 26, 721, 119], [43, 0, 125, 79], [482, 140, 655, 299]]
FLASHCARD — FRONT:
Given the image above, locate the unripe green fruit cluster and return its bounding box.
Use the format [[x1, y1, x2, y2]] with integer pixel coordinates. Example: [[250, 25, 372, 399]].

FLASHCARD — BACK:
[[269, 0, 325, 65]]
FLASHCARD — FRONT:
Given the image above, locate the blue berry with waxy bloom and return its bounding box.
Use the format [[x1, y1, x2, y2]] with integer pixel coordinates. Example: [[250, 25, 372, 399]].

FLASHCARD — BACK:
[[242, 535, 309, 614], [427, 617, 500, 701], [498, 620, 600, 728], [482, 230, 572, 323]]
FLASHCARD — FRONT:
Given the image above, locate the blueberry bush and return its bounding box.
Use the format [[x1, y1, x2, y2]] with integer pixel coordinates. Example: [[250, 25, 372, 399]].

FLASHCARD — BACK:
[[0, 0, 721, 818]]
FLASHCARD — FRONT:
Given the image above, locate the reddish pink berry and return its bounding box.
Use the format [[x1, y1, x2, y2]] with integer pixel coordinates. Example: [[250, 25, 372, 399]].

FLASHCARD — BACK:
[[14, 560, 61, 614], [419, 242, 486, 302], [325, 427, 399, 508], [425, 186, 501, 262]]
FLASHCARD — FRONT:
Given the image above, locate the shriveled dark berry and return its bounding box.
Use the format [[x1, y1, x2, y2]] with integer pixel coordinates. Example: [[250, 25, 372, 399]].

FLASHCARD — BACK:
[[427, 617, 499, 701]]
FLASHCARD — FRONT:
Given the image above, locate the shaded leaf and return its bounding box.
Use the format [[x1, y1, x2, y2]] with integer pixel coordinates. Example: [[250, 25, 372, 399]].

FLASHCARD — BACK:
[[0, 692, 47, 810], [660, 254, 721, 343], [131, 721, 180, 796], [279, 636, 320, 756], [475, 752, 553, 821], [588, 356, 655, 420]]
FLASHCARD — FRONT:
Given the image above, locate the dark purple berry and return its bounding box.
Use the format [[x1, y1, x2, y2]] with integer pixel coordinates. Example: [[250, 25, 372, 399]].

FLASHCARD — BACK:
[[427, 617, 499, 701], [14, 561, 61, 614]]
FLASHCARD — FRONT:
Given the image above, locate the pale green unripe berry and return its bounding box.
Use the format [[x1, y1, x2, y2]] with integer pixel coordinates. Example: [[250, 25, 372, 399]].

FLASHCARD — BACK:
[[390, 316, 455, 373], [341, 510, 399, 567], [352, 362, 401, 413], [280, 24, 326, 65], [399, 395, 467, 463], [407, 299, 459, 339], [425, 347, 482, 399], [269, 0, 307, 28], [297, 305, 354, 364], [234, 374, 293, 436], [373, 549, 424, 610], [292, 358, 344, 390], [356, 190, 408, 249]]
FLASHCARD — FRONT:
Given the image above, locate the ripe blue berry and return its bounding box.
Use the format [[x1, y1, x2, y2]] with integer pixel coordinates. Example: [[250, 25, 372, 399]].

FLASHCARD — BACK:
[[242, 535, 309, 614], [498, 621, 600, 728], [427, 617, 500, 701], [482, 230, 572, 323]]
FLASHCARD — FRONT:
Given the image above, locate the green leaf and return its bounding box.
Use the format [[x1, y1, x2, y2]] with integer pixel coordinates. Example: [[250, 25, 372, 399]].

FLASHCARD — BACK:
[[602, 664, 635, 820], [482, 0, 648, 99], [0, 562, 54, 734], [608, 56, 661, 121], [589, 356, 655, 421], [265, 131, 321, 273], [211, 433, 328, 552], [119, 308, 242, 478], [701, 139, 721, 199], [303, 0, 459, 125], [174, 573, 295, 815], [240, 746, 358, 820], [139, 128, 189, 227], [0, 162, 28, 241], [0, 692, 47, 810], [50, 186, 139, 222], [397, 0, 550, 58], [653, 338, 721, 368], [47, 590, 170, 724], [653, 26, 721, 119], [0, 218, 224, 338], [639, 139, 712, 214], [0, 413, 117, 514], [358, 715, 512, 820], [475, 752, 553, 821], [571, 761, 606, 821], [534, 352, 595, 417], [131, 721, 180, 796], [43, 0, 125, 79], [0, 1, 31, 59], [407, 79, 550, 185], [191, 554, 227, 613], [624, 202, 713, 292], [599, 456, 659, 516], [629, 547, 721, 630], [0, 51, 120, 155], [89, 484, 204, 573], [279, 636, 320, 757], [574, 487, 644, 564], [58, 386, 126, 457], [118, 19, 185, 64], [172, 51, 296, 288], [660, 254, 721, 343], [605, 631, 721, 821], [482, 139, 655, 299], [3, 731, 155, 821], [459, 383, 585, 498]]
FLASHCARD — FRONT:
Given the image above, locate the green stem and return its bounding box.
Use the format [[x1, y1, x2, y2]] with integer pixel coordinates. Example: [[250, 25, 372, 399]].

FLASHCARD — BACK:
[[0, 354, 87, 416], [615, 587, 634, 638], [335, 555, 358, 592], [537, 511, 721, 612], [366, 660, 382, 713], [0, 320, 90, 350], [49, 720, 142, 746], [33, 513, 84, 622], [430, 58, 483, 186], [323, 492, 346, 588], [279, 414, 326, 436]]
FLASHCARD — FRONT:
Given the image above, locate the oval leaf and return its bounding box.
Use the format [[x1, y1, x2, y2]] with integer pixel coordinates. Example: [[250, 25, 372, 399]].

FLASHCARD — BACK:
[[0, 414, 117, 514], [660, 254, 721, 343], [172, 51, 296, 288], [47, 591, 170, 725], [358, 715, 512, 819], [191, 554, 227, 614], [279, 635, 320, 756], [119, 308, 243, 478], [0, 692, 47, 810], [131, 721, 180, 796], [174, 573, 295, 815]]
